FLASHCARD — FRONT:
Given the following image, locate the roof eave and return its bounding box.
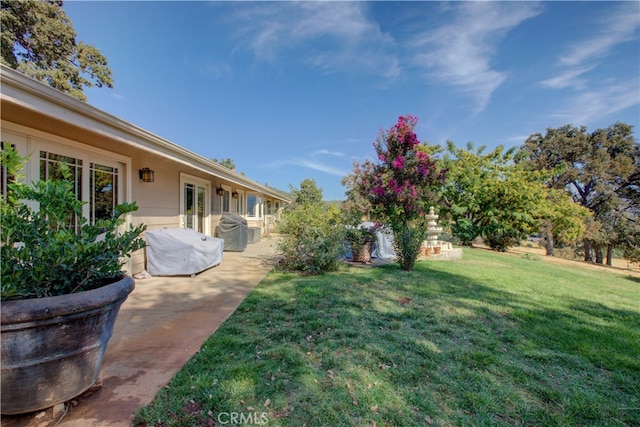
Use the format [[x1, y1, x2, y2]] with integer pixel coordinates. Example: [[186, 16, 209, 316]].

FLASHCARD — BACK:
[[0, 65, 290, 202]]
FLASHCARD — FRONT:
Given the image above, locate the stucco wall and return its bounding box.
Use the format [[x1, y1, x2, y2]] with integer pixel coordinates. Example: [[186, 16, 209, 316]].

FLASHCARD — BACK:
[[2, 120, 284, 275], [1, 65, 288, 277]]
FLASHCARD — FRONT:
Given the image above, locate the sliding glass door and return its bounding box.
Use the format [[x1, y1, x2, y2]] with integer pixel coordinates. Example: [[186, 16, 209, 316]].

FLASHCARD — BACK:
[[180, 174, 210, 234]]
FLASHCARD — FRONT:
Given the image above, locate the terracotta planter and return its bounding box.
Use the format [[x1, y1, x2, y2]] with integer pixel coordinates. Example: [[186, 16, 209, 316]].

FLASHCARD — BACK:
[[1, 275, 134, 415], [433, 247, 441, 254], [424, 247, 432, 256], [350, 240, 373, 263]]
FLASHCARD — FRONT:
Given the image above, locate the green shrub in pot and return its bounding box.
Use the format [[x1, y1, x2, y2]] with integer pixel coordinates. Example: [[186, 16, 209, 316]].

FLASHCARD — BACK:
[[1, 145, 146, 301], [1, 144, 147, 415]]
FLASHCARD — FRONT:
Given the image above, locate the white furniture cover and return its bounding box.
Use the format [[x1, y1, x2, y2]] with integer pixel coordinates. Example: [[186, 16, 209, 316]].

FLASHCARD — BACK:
[[373, 228, 395, 259], [358, 222, 396, 260], [146, 228, 224, 276]]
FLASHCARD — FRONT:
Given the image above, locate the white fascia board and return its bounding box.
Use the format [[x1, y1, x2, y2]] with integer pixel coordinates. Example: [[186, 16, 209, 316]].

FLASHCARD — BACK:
[[1, 65, 290, 202]]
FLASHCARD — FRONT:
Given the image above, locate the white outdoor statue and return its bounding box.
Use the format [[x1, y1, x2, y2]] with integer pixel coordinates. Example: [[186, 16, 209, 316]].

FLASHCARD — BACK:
[[425, 206, 442, 249]]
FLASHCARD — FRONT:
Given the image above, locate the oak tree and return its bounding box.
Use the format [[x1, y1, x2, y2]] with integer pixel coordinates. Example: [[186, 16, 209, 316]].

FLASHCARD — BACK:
[[518, 122, 639, 264], [1, 0, 112, 101]]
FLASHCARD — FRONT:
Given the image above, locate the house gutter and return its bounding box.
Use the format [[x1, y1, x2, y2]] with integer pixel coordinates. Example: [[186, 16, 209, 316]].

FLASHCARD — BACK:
[[0, 65, 290, 203]]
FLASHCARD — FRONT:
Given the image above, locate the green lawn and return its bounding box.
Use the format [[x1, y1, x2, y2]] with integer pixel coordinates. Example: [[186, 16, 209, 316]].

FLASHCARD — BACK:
[[134, 249, 640, 426]]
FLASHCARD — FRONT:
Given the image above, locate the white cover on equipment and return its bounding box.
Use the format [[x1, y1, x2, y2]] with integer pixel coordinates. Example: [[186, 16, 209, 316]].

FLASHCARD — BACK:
[[374, 228, 395, 259], [146, 228, 224, 276], [359, 222, 396, 260]]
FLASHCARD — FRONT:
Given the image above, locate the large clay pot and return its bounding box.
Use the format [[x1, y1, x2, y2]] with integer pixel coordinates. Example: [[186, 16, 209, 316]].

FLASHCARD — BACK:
[[1, 275, 134, 415], [350, 240, 373, 263]]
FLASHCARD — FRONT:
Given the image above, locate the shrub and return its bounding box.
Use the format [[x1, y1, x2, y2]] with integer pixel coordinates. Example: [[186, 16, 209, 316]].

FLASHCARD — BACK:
[[391, 221, 425, 271], [275, 203, 346, 275], [1, 146, 146, 300], [483, 229, 524, 252]]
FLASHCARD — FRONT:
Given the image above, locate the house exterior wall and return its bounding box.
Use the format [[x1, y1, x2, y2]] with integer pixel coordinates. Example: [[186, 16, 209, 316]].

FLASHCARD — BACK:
[[1, 120, 286, 274], [1, 66, 289, 276]]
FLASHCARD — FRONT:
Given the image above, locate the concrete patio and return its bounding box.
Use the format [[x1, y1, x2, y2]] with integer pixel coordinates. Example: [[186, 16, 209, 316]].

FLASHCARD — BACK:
[[2, 237, 281, 427]]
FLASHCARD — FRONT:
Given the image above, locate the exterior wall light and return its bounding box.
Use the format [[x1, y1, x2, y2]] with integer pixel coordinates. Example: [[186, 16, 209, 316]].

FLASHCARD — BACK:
[[232, 191, 239, 199], [216, 186, 225, 196], [139, 168, 154, 182]]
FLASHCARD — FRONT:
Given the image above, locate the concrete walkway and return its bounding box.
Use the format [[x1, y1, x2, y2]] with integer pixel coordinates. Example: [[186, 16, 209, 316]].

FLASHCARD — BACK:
[[3, 237, 281, 427]]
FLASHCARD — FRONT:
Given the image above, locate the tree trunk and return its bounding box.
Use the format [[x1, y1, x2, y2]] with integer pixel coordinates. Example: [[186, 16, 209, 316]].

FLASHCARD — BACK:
[[606, 244, 613, 266], [543, 223, 554, 256], [584, 239, 593, 262], [594, 244, 604, 264]]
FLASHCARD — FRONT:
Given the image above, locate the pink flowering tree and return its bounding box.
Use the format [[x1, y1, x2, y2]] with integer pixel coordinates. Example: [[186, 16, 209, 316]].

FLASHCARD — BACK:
[[348, 115, 446, 270]]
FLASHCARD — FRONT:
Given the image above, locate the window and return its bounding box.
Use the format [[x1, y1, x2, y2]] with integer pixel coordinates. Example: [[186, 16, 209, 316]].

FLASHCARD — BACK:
[[197, 186, 205, 232], [222, 188, 230, 213], [1, 142, 15, 201], [40, 151, 83, 232], [180, 174, 210, 234], [2, 136, 127, 237], [235, 191, 244, 214], [90, 163, 119, 225], [247, 194, 262, 218], [183, 183, 206, 232], [184, 183, 194, 229]]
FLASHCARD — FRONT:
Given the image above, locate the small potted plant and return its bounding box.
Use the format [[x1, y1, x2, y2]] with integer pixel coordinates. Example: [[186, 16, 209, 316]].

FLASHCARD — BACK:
[[345, 223, 378, 263], [1, 146, 146, 415], [339, 197, 380, 264]]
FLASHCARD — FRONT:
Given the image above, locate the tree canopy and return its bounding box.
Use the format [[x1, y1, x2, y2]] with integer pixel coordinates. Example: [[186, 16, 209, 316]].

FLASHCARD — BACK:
[[517, 122, 639, 264], [212, 157, 236, 170], [439, 142, 539, 250], [1, 0, 113, 101], [289, 178, 323, 206], [347, 115, 446, 270], [276, 178, 343, 275]]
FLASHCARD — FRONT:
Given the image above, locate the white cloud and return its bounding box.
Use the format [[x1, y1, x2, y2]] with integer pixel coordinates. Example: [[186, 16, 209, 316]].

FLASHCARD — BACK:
[[504, 134, 532, 146], [411, 2, 543, 113], [560, 2, 640, 67], [538, 66, 595, 90], [226, 2, 399, 78], [549, 80, 639, 126], [540, 3, 639, 89], [290, 157, 349, 176], [266, 148, 349, 177], [539, 3, 639, 126], [312, 149, 345, 158], [198, 63, 233, 79]]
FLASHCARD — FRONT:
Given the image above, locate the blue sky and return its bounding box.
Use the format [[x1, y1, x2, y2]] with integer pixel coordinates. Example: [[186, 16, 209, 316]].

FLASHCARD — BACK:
[[65, 1, 639, 201]]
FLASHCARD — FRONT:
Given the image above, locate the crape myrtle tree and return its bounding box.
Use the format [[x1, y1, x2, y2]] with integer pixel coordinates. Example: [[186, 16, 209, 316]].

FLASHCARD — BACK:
[[1, 0, 113, 101], [348, 115, 446, 271], [517, 122, 639, 265]]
